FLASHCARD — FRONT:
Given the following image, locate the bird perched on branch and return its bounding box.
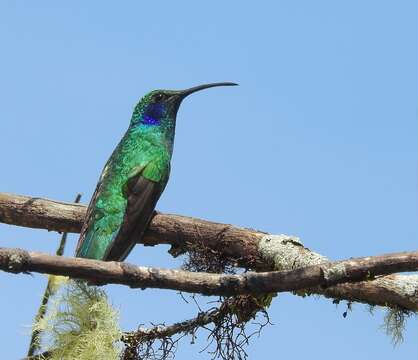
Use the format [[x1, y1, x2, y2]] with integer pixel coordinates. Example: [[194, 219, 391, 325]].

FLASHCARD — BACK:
[[31, 83, 237, 358], [75, 82, 237, 261]]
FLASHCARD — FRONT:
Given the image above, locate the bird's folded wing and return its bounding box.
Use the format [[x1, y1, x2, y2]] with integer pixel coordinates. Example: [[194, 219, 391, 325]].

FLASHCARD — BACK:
[[75, 176, 105, 258], [103, 172, 163, 261]]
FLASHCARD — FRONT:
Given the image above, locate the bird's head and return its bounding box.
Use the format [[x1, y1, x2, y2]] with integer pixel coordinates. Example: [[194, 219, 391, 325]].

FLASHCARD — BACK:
[[130, 82, 238, 128]]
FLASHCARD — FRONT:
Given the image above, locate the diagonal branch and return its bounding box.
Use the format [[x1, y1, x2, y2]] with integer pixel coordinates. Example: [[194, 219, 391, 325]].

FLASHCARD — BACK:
[[27, 193, 82, 358], [122, 295, 270, 360], [123, 308, 222, 343], [1, 192, 418, 310], [1, 247, 418, 297]]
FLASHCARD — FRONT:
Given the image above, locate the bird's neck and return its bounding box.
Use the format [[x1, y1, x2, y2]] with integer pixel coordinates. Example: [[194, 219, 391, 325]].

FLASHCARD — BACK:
[[130, 122, 176, 153]]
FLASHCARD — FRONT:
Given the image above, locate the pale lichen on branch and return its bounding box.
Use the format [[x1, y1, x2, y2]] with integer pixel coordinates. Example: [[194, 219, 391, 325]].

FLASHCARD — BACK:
[[1, 192, 418, 311]]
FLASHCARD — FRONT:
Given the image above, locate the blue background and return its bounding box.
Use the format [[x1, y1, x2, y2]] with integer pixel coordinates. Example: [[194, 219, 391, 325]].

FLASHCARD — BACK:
[[1, 1, 417, 359]]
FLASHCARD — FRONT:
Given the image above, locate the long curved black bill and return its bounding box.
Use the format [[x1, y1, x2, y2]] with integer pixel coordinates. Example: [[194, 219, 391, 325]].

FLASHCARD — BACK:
[[179, 82, 238, 99]]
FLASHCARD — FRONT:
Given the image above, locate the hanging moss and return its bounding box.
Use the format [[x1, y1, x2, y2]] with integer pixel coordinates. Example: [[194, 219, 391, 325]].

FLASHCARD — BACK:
[[382, 307, 414, 345], [33, 280, 122, 360]]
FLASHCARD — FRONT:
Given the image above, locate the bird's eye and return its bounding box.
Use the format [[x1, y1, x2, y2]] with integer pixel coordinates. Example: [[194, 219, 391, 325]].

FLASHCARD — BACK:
[[153, 93, 165, 102]]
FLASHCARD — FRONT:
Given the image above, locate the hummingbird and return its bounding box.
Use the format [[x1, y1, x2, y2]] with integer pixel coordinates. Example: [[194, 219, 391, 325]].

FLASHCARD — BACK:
[[75, 82, 237, 261]]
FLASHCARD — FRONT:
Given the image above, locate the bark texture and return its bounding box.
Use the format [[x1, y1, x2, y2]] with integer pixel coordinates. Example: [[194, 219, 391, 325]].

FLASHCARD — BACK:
[[1, 247, 418, 297], [1, 192, 417, 310]]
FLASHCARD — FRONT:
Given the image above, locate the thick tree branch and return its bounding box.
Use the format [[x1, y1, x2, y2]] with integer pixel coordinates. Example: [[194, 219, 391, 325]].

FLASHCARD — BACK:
[[1, 247, 418, 297], [1, 192, 417, 310], [0, 192, 261, 266]]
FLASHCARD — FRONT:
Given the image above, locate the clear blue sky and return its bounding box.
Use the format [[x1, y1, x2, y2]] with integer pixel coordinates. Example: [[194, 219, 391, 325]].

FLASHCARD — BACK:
[[1, 1, 417, 359]]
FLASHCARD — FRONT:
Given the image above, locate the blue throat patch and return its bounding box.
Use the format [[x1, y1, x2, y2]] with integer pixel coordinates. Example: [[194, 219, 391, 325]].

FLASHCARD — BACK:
[[141, 103, 164, 126], [142, 114, 160, 125]]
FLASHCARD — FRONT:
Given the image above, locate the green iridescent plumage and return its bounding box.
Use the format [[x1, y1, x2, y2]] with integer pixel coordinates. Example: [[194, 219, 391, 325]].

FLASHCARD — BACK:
[[75, 83, 237, 261]]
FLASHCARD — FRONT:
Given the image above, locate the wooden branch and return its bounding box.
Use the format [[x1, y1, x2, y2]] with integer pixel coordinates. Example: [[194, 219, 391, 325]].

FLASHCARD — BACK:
[[123, 308, 222, 343], [0, 193, 85, 234], [1, 192, 418, 310], [1, 247, 418, 297], [0, 192, 261, 266], [122, 295, 262, 354]]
